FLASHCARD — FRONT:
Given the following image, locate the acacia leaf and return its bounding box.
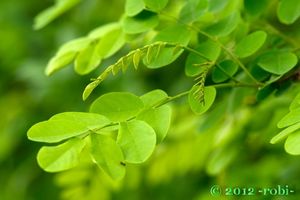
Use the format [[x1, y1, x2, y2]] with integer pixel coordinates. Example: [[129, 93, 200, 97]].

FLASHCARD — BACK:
[[277, 0, 300, 24], [212, 60, 238, 83], [285, 130, 300, 155]]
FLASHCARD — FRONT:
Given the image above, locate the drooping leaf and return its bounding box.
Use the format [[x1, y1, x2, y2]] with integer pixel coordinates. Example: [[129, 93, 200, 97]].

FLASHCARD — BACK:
[[137, 106, 171, 143], [258, 51, 298, 75], [34, 0, 81, 30], [285, 130, 300, 155], [277, 0, 300, 24], [140, 89, 168, 107], [90, 92, 144, 122], [90, 133, 126, 180], [117, 120, 156, 163], [277, 108, 300, 128], [188, 86, 217, 115], [212, 60, 238, 83], [179, 0, 208, 23], [185, 40, 221, 77], [143, 0, 168, 12], [271, 122, 300, 144], [121, 11, 159, 34], [125, 0, 145, 16], [204, 12, 240, 37], [88, 23, 120, 39], [37, 138, 85, 172], [235, 31, 267, 58], [289, 92, 300, 111], [145, 25, 191, 68]]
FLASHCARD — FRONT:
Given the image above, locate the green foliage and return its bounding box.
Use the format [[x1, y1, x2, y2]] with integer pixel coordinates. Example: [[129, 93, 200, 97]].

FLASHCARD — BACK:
[[212, 60, 238, 83], [277, 0, 300, 24]]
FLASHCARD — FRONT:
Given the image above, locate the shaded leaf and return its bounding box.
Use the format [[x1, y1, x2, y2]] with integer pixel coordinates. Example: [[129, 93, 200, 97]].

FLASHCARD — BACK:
[[212, 60, 238, 83]]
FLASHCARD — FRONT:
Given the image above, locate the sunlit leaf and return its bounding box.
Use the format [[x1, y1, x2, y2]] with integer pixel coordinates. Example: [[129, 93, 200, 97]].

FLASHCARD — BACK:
[[143, 0, 168, 12], [140, 89, 168, 107], [37, 138, 85, 172], [277, 107, 300, 128], [271, 122, 300, 144], [277, 0, 300, 24], [88, 23, 120, 39], [212, 60, 238, 83], [179, 0, 208, 23], [289, 92, 300, 111], [285, 130, 300, 155], [125, 0, 145, 16]]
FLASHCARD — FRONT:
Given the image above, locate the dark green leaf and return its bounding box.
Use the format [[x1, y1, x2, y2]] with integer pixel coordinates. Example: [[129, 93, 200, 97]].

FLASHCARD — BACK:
[[212, 60, 238, 83]]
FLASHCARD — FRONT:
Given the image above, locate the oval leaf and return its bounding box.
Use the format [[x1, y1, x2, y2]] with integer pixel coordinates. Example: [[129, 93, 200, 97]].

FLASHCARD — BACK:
[[277, 107, 300, 128], [143, 0, 168, 12], [285, 130, 300, 155], [188, 86, 217, 115], [277, 0, 300, 24], [90, 92, 144, 122], [117, 120, 156, 163], [271, 122, 300, 144], [235, 31, 267, 58], [140, 89, 168, 107], [37, 138, 85, 172], [125, 0, 145, 16], [179, 0, 208, 23], [212, 60, 238, 83], [90, 134, 125, 180]]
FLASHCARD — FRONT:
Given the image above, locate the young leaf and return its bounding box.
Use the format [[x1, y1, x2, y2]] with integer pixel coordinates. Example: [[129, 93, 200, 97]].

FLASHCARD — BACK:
[[121, 11, 159, 34], [188, 86, 217, 115], [45, 52, 76, 76], [117, 120, 156, 163], [212, 60, 238, 83], [285, 130, 300, 155], [90, 92, 144, 122], [125, 0, 145, 16], [185, 40, 221, 77], [289, 92, 300, 111], [137, 106, 171, 143], [34, 0, 81, 30], [235, 31, 267, 58], [179, 0, 208, 23], [90, 134, 126, 180], [204, 12, 240, 37], [277, 0, 300, 24], [37, 138, 85, 172], [140, 89, 168, 107], [88, 23, 120, 39], [271, 122, 300, 144], [258, 51, 298, 75], [143, 0, 168, 12], [133, 49, 142, 69], [277, 108, 300, 128]]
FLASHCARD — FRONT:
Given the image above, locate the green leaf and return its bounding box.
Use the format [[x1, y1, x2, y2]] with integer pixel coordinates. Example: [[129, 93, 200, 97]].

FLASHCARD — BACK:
[[185, 40, 221, 77], [235, 31, 267, 58], [145, 25, 191, 68], [88, 23, 120, 39], [285, 130, 300, 155], [122, 11, 159, 34], [34, 0, 81, 30], [140, 89, 168, 107], [290, 92, 300, 111], [143, 0, 168, 12], [117, 120, 156, 163], [277, 108, 300, 128], [45, 37, 92, 76], [50, 112, 111, 129], [125, 0, 145, 16], [205, 12, 240, 37], [258, 51, 298, 75], [179, 0, 208, 23], [137, 106, 171, 143], [271, 122, 300, 144], [90, 92, 144, 122], [208, 0, 228, 12], [90, 134, 125, 180], [212, 60, 238, 83], [188, 86, 217, 115], [244, 0, 269, 16], [37, 138, 85, 172], [277, 0, 300, 24]]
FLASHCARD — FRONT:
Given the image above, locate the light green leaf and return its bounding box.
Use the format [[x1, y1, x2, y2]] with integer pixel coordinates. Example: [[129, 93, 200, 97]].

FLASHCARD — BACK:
[[205, 12, 240, 37], [290, 92, 300, 111], [208, 0, 228, 12], [137, 106, 171, 143], [117, 120, 156, 163], [179, 0, 208, 23], [122, 11, 159, 34], [34, 0, 81, 30], [258, 51, 298, 75], [90, 92, 144, 122], [285, 130, 300, 155], [50, 112, 111, 129], [90, 134, 125, 180], [140, 89, 168, 107], [185, 40, 221, 77], [125, 0, 145, 16], [143, 0, 168, 12], [271, 122, 300, 144], [145, 25, 191, 68], [37, 138, 85, 172], [277, 108, 300, 128], [235, 31, 267, 58], [188, 86, 217, 115], [212, 60, 238, 83], [88, 23, 120, 39], [277, 0, 300, 24], [57, 37, 92, 56]]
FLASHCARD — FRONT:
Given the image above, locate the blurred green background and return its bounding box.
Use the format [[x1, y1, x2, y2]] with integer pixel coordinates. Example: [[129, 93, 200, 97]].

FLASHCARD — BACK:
[[0, 0, 300, 200]]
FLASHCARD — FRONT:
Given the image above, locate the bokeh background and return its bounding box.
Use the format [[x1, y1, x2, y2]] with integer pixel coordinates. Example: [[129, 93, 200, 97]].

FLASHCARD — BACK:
[[0, 0, 300, 200]]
